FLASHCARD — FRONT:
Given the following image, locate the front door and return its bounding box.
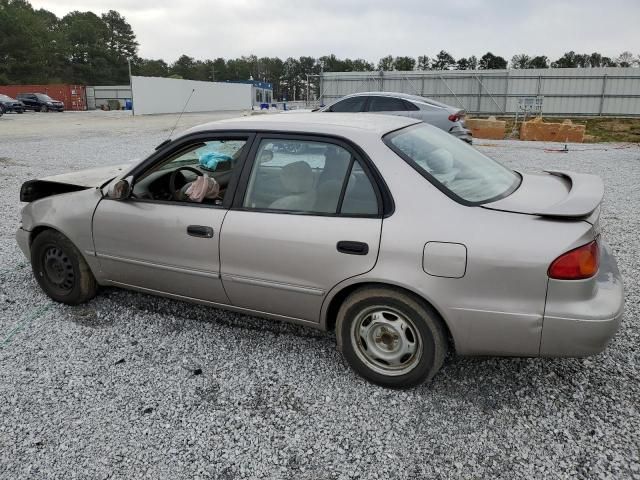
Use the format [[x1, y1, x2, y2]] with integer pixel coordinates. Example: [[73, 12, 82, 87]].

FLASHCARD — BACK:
[[220, 135, 384, 322], [92, 134, 252, 304]]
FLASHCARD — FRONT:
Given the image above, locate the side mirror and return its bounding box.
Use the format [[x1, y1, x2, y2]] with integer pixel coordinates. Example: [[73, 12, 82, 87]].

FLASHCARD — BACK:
[[110, 176, 133, 200]]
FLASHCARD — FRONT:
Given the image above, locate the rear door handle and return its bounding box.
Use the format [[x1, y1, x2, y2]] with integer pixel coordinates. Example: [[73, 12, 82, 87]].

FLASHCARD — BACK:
[[337, 241, 369, 255], [187, 225, 214, 238]]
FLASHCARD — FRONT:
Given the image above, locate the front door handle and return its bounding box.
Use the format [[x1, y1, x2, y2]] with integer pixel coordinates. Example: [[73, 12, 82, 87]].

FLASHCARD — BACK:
[[337, 241, 369, 255], [187, 225, 214, 238]]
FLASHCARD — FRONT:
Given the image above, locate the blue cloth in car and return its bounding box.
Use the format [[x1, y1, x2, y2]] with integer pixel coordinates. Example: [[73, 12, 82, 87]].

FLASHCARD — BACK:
[[199, 151, 232, 171]]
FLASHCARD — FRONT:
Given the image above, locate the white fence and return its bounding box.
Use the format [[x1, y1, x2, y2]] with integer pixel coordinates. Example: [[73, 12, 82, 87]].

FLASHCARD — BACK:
[[130, 76, 252, 115], [319, 68, 640, 116]]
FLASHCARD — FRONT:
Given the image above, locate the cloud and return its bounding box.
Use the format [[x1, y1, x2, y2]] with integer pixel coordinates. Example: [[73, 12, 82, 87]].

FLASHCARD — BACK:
[[31, 0, 640, 62]]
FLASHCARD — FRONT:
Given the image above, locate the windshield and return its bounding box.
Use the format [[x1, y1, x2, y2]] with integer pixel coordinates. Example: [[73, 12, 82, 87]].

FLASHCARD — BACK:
[[36, 94, 54, 101], [384, 123, 520, 204]]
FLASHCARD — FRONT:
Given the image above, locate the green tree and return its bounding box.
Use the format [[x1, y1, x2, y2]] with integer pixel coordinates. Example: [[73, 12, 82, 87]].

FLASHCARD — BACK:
[[170, 54, 197, 79], [377, 55, 394, 71], [59, 11, 111, 84], [433, 50, 455, 70], [617, 51, 635, 67], [133, 58, 169, 77], [528, 56, 549, 68], [101, 10, 137, 59], [551, 51, 580, 68], [510, 54, 531, 69], [417, 55, 431, 70], [393, 56, 415, 71], [479, 52, 507, 69]]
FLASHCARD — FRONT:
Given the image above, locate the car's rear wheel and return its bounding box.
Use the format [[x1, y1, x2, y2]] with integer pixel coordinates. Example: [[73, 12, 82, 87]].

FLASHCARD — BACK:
[[31, 230, 97, 304], [338, 287, 447, 388]]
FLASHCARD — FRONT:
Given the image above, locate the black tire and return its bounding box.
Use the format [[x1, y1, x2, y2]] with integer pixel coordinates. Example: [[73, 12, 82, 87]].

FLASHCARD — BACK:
[[40, 105, 48, 112], [338, 287, 447, 388], [31, 230, 98, 305]]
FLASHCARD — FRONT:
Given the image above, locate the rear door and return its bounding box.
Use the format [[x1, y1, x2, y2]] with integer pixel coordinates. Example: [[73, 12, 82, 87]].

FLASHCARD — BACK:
[[366, 96, 417, 119], [220, 134, 384, 322], [326, 96, 368, 112]]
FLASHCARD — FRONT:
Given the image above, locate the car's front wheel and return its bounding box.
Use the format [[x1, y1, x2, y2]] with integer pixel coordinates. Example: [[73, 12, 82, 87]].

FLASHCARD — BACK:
[[338, 287, 447, 388], [40, 105, 48, 112], [31, 230, 98, 304]]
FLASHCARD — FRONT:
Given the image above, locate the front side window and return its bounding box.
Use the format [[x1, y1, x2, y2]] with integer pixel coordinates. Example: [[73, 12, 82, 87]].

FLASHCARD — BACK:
[[385, 123, 520, 204], [131, 139, 247, 205], [243, 139, 378, 215], [36, 94, 53, 101], [328, 96, 367, 112], [368, 96, 407, 112]]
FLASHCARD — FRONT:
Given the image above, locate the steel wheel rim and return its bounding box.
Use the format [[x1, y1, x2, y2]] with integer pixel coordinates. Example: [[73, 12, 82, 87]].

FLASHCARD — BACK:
[[350, 306, 422, 377], [42, 246, 75, 294]]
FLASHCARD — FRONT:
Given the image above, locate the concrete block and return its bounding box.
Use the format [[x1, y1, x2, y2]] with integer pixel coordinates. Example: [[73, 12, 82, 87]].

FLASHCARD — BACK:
[[465, 116, 506, 140], [520, 117, 585, 143]]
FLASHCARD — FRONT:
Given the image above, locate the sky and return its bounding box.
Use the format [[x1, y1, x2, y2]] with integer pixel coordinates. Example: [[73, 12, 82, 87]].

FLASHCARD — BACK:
[[30, 0, 640, 63]]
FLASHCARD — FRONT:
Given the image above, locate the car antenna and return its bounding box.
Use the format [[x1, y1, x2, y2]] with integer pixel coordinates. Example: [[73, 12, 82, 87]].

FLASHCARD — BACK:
[[156, 88, 195, 150]]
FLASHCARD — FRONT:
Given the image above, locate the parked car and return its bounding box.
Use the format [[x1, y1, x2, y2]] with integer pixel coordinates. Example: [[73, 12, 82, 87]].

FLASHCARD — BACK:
[[16, 113, 623, 388], [0, 94, 25, 113], [317, 92, 472, 144], [16, 93, 64, 112]]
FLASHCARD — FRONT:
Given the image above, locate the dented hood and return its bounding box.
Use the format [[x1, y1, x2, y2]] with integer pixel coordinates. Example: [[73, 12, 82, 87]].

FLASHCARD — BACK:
[[483, 170, 604, 219], [37, 163, 133, 187], [20, 163, 134, 202]]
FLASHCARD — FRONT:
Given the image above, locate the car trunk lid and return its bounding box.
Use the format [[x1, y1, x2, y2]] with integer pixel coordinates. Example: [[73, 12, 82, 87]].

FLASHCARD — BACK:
[[482, 170, 603, 224]]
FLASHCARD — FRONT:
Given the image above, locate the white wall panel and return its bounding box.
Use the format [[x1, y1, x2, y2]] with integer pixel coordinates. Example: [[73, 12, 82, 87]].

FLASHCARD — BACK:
[[131, 76, 251, 115]]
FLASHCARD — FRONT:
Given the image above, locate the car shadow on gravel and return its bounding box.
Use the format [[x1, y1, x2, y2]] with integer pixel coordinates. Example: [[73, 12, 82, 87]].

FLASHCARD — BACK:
[[66, 287, 606, 407]]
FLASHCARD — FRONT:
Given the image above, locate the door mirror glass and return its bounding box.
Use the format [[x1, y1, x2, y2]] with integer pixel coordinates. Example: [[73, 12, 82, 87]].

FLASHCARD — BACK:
[[110, 176, 133, 200]]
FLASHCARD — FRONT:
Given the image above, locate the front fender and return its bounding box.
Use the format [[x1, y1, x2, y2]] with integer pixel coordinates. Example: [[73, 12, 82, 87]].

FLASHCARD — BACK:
[[20, 188, 103, 275]]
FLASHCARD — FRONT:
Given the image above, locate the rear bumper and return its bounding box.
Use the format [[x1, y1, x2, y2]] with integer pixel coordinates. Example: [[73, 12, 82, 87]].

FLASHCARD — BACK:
[[16, 227, 30, 262], [449, 125, 473, 144], [540, 241, 624, 356]]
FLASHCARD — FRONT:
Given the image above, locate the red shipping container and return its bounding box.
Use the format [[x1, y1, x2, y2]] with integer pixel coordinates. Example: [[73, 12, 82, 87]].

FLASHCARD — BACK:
[[0, 84, 86, 111]]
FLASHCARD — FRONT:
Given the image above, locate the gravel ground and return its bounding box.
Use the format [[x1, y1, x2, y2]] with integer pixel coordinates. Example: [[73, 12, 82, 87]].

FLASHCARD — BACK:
[[0, 112, 638, 479]]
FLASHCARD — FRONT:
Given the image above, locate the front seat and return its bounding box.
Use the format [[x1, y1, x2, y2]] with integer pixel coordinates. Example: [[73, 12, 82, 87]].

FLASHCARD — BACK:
[[269, 161, 316, 211]]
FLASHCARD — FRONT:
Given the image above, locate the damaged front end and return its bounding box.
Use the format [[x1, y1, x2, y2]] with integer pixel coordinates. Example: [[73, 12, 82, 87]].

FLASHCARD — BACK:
[[19, 163, 133, 203], [20, 180, 88, 202]]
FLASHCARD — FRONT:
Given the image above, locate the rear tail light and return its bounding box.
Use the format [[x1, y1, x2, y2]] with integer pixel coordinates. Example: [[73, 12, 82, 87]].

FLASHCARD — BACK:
[[548, 240, 599, 280], [448, 111, 465, 122]]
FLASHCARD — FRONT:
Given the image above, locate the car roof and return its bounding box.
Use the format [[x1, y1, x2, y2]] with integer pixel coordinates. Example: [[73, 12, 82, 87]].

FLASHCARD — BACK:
[[184, 112, 420, 137], [339, 91, 456, 110]]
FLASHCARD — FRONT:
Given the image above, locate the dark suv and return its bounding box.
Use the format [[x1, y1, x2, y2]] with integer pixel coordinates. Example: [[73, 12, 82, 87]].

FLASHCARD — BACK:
[[0, 94, 25, 113], [16, 93, 64, 112]]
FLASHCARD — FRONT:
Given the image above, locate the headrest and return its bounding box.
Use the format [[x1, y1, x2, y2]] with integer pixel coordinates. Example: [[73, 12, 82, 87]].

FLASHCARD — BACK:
[[280, 161, 313, 193], [428, 148, 454, 174]]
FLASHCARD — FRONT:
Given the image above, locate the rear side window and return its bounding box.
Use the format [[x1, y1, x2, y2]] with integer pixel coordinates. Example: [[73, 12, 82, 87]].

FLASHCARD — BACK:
[[243, 138, 379, 216], [403, 100, 419, 111], [368, 96, 408, 112], [328, 97, 367, 112], [385, 123, 520, 204]]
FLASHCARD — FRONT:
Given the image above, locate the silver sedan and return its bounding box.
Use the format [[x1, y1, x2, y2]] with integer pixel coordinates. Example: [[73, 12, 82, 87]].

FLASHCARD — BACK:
[[317, 92, 472, 143], [16, 113, 623, 388]]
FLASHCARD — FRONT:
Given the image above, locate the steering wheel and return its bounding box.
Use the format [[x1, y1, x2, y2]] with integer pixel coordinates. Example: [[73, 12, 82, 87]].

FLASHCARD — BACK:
[[169, 166, 203, 200]]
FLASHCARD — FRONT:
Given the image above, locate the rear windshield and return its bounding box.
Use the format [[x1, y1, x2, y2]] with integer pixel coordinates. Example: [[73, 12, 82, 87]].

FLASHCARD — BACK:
[[384, 123, 520, 204]]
